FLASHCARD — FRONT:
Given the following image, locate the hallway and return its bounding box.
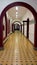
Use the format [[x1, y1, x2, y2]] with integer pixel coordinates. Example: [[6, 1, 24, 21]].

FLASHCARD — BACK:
[[0, 31, 37, 65]]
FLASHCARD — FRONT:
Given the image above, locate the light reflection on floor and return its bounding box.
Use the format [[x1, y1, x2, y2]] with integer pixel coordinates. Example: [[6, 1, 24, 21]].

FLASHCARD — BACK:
[[0, 31, 37, 65]]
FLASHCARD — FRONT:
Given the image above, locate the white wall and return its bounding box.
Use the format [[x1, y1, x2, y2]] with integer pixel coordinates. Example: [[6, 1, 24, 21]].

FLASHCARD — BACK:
[[22, 9, 35, 44], [0, 0, 37, 15], [3, 16, 6, 39], [29, 23, 35, 44], [22, 9, 34, 21], [10, 19, 12, 33], [23, 22, 35, 44]]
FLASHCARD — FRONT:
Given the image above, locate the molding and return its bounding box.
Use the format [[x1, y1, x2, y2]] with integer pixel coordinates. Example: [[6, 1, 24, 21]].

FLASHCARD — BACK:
[[28, 39, 33, 45], [3, 32, 12, 44], [3, 36, 8, 44], [24, 34, 34, 45], [0, 47, 4, 50], [22, 34, 37, 50], [33, 47, 37, 50]]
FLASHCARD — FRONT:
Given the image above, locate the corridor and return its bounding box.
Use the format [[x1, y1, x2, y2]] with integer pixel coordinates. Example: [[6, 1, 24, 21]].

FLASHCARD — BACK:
[[0, 31, 37, 65]]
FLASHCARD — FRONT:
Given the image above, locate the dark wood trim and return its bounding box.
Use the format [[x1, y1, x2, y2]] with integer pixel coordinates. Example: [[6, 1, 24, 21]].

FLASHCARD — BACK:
[[34, 14, 37, 49], [12, 24, 15, 32], [7, 19, 10, 34], [21, 24, 22, 32], [24, 35, 34, 45], [5, 13, 7, 37], [12, 24, 13, 32], [23, 21, 24, 35], [5, 13, 10, 36], [0, 16, 3, 49], [27, 18, 29, 39], [1, 2, 37, 18]]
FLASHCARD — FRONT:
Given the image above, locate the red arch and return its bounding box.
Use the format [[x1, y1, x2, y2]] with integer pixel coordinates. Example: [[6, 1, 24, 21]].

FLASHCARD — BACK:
[[1, 2, 37, 20], [0, 2, 37, 49]]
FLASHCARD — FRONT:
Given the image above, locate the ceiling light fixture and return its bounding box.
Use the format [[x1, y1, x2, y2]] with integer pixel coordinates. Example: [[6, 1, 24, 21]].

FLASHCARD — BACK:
[[16, 6, 18, 11], [16, 12, 18, 15], [16, 7, 18, 18]]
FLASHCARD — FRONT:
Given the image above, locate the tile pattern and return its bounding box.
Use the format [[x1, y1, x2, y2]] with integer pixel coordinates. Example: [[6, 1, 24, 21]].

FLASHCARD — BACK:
[[0, 31, 37, 65]]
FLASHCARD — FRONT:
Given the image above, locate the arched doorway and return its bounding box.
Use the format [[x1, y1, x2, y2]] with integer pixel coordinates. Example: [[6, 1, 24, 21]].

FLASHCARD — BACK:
[[12, 21, 22, 32], [0, 2, 37, 49]]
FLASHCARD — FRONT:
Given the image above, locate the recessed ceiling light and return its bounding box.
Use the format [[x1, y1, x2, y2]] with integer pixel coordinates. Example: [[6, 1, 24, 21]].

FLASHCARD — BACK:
[[16, 12, 18, 15], [16, 6, 18, 10]]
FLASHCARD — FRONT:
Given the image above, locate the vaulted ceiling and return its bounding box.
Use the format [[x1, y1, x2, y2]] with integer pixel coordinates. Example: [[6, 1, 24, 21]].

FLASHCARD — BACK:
[[0, 0, 37, 14], [7, 6, 27, 20], [6, 6, 34, 22]]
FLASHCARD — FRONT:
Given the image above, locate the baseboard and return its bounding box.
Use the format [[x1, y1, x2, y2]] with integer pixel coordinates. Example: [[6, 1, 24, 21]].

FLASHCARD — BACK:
[[3, 36, 8, 44], [33, 47, 37, 50], [23, 35, 34, 45], [3, 32, 12, 44], [28, 39, 34, 45], [0, 47, 4, 50], [24, 35, 37, 50]]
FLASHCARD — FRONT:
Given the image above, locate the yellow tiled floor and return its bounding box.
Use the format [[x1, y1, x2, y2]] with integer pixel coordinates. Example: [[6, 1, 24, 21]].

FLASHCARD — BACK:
[[0, 31, 37, 65]]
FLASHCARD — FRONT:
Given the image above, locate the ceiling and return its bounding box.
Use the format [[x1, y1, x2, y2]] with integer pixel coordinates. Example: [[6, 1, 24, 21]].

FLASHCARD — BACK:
[[0, 0, 37, 14], [7, 6, 28, 21]]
